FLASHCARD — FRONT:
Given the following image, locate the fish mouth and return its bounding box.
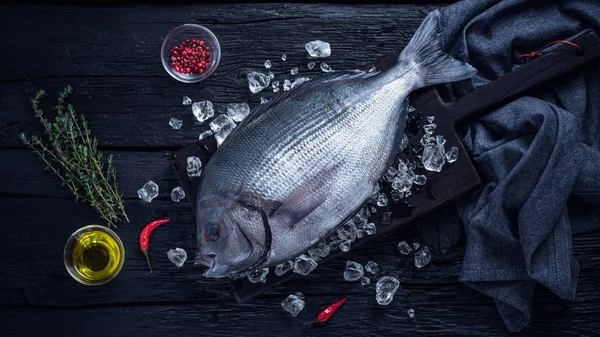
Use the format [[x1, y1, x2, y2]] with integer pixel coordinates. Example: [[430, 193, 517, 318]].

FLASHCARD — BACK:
[[194, 253, 215, 269], [195, 253, 229, 278]]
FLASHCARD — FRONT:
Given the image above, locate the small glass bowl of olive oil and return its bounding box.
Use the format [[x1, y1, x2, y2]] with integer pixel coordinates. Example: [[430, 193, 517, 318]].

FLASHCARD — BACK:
[[64, 225, 125, 286]]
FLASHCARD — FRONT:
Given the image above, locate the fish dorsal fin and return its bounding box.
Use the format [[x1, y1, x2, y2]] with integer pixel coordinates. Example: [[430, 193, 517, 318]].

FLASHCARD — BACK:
[[235, 70, 380, 131]]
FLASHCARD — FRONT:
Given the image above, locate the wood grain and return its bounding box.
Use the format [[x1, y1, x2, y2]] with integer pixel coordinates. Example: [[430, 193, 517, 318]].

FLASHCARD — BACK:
[[1, 3, 599, 337]]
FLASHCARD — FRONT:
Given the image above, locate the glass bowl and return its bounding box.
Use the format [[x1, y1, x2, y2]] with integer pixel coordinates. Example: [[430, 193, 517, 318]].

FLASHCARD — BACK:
[[161, 24, 221, 83], [64, 225, 125, 286]]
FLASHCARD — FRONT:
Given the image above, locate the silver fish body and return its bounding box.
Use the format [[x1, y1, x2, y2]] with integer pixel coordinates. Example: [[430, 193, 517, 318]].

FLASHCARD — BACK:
[[195, 10, 476, 277]]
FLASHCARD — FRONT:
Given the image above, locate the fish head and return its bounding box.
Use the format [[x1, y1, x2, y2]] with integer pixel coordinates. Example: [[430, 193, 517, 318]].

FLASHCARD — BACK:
[[195, 194, 268, 278]]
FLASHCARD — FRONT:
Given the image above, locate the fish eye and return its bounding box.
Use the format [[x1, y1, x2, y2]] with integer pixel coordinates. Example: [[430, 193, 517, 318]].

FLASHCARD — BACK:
[[205, 224, 220, 241]]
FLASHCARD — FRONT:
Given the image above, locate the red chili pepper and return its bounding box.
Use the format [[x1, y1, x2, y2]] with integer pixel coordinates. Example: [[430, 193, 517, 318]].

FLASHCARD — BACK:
[[304, 297, 347, 325], [139, 218, 170, 273]]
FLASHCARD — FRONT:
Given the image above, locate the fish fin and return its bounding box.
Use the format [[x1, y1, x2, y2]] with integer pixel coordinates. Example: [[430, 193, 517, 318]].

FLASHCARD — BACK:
[[398, 9, 476, 88], [233, 70, 379, 135], [271, 162, 343, 226], [393, 99, 410, 152]]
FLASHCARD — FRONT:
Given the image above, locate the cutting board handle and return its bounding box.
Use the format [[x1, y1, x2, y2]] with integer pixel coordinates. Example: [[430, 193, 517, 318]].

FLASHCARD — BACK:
[[410, 29, 600, 124]]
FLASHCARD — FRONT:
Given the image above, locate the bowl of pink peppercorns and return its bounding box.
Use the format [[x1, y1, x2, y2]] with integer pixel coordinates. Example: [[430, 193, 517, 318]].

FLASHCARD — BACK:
[[161, 24, 221, 83]]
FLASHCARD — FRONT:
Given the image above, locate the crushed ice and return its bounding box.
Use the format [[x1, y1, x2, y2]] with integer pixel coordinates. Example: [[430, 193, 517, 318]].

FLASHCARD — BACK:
[[167, 247, 187, 267], [376, 276, 400, 305], [247, 71, 272, 94], [170, 186, 185, 202], [138, 181, 158, 203], [192, 101, 214, 123], [186, 156, 202, 177], [281, 293, 305, 317], [305, 40, 331, 58]]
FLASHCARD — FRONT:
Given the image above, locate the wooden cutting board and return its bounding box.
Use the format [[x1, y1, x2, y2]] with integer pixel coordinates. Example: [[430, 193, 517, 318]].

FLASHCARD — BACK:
[[168, 29, 600, 303]]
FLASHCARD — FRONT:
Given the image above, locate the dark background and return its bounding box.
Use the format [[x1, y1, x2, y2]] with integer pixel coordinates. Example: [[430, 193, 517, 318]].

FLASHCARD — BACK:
[[1, 3, 598, 337]]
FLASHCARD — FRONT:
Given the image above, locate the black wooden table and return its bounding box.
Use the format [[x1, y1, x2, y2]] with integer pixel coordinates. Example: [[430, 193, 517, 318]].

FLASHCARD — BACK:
[[1, 3, 599, 336]]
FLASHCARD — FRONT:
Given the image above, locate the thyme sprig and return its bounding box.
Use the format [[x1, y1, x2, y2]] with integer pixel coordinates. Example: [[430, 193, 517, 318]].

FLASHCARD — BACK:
[[20, 86, 128, 227]]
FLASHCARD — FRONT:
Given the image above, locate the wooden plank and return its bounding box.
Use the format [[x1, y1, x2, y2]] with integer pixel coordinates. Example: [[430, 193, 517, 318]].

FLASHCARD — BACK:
[[0, 149, 180, 199], [0, 4, 436, 148], [1, 266, 599, 337]]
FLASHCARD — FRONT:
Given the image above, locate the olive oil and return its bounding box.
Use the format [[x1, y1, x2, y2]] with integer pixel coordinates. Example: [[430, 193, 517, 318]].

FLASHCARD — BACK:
[[64, 225, 125, 285]]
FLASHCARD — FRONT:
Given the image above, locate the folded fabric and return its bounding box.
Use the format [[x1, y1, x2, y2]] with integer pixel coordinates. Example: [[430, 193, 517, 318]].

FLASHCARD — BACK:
[[435, 0, 600, 332]]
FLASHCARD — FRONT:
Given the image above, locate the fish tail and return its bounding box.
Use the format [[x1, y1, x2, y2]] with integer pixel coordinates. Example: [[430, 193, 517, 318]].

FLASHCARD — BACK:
[[398, 9, 476, 88]]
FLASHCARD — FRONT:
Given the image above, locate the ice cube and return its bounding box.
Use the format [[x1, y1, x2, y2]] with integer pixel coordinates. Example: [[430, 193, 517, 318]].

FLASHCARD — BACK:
[[414, 246, 431, 268], [182, 96, 192, 106], [192, 101, 214, 123], [370, 206, 378, 214], [170, 186, 185, 202], [361, 277, 371, 286], [397, 241, 413, 255], [290, 67, 298, 75], [426, 116, 435, 123], [407, 308, 415, 318], [291, 77, 311, 89], [198, 130, 213, 141], [305, 40, 331, 58], [227, 102, 250, 122], [264, 60, 272, 69], [446, 146, 458, 163], [320, 62, 332, 72], [210, 114, 235, 133], [307, 62, 315, 70], [272, 80, 280, 93], [343, 260, 364, 281], [186, 156, 202, 177], [413, 242, 421, 250], [138, 180, 159, 202], [268, 71, 274, 79], [293, 254, 318, 275], [376, 276, 400, 305], [392, 171, 413, 192], [275, 260, 294, 276], [405, 191, 412, 197], [408, 105, 416, 113], [413, 175, 427, 185], [357, 205, 371, 220], [339, 240, 351, 252], [421, 133, 435, 147], [423, 123, 437, 134], [436, 135, 446, 145], [399, 134, 409, 151], [376, 193, 388, 207], [260, 97, 268, 104], [356, 229, 364, 238], [319, 243, 331, 258], [281, 54, 287, 61], [283, 79, 292, 91], [384, 166, 398, 182], [398, 160, 408, 172], [247, 268, 269, 283], [281, 293, 305, 317], [364, 223, 376, 235], [247, 71, 272, 94], [390, 189, 403, 201], [167, 247, 187, 267], [215, 123, 236, 147], [169, 117, 183, 130], [381, 212, 392, 226], [422, 143, 446, 172], [365, 261, 379, 275]]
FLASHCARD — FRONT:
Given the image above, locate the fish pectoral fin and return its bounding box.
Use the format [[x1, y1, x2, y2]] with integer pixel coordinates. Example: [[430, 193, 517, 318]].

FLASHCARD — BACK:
[[271, 187, 325, 227], [271, 162, 344, 227]]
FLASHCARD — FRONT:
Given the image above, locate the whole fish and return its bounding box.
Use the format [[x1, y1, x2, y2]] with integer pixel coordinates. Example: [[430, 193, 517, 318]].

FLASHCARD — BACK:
[[195, 10, 476, 277]]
